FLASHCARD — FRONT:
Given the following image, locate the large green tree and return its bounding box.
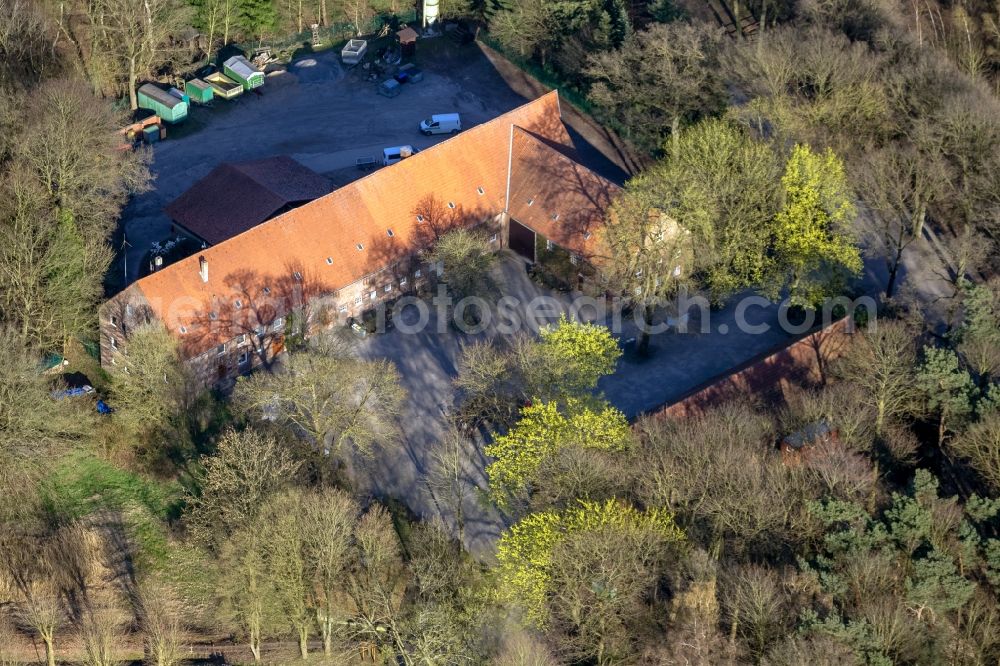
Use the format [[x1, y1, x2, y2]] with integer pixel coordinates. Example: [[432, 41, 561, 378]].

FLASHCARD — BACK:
[[768, 144, 862, 307]]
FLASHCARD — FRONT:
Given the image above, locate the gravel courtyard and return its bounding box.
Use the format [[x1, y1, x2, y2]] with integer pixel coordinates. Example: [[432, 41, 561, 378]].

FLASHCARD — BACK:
[[115, 38, 616, 284]]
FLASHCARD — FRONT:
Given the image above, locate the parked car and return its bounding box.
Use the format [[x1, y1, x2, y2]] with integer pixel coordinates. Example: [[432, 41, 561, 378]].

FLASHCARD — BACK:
[[419, 113, 462, 135], [382, 145, 418, 166]]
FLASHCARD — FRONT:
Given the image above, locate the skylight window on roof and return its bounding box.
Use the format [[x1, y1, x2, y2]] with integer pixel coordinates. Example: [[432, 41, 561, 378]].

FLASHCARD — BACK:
[[356, 243, 364, 251], [179, 326, 187, 334], [209, 312, 218, 320], [551, 213, 560, 221], [387, 229, 394, 237], [477, 187, 485, 195], [234, 299, 243, 309], [293, 271, 302, 281], [448, 202, 456, 209], [416, 214, 425, 223], [527, 198, 535, 206], [583, 231, 592, 240], [262, 286, 271, 295], [326, 257, 333, 265]]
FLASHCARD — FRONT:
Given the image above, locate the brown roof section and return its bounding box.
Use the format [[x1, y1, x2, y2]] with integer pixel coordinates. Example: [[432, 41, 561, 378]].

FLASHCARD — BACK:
[[507, 127, 618, 258], [164, 156, 332, 245], [648, 319, 856, 421], [134, 92, 573, 355]]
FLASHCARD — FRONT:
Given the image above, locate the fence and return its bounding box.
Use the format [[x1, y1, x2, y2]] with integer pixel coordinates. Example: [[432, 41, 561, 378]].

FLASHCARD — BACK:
[[236, 9, 418, 57]]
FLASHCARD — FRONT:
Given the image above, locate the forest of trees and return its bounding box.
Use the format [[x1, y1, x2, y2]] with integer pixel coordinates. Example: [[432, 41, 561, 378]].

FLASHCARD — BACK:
[[2, 0, 1000, 662]]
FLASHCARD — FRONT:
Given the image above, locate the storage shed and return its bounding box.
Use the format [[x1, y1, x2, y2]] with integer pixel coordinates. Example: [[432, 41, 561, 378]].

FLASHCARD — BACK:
[[136, 83, 188, 124], [185, 78, 214, 104], [397, 26, 418, 56], [223, 55, 264, 91]]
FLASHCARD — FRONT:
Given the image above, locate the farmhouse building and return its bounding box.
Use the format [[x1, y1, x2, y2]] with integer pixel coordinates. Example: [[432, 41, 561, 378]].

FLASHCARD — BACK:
[[99, 92, 619, 387], [165, 156, 332, 246]]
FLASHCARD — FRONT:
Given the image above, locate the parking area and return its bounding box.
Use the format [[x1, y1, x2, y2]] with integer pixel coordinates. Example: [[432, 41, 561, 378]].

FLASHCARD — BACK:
[[118, 38, 601, 284]]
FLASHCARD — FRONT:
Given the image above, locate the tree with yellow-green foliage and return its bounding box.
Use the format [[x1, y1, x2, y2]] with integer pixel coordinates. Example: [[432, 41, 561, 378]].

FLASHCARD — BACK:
[[485, 399, 631, 508], [496, 500, 684, 660], [532, 316, 621, 399], [768, 144, 862, 307]]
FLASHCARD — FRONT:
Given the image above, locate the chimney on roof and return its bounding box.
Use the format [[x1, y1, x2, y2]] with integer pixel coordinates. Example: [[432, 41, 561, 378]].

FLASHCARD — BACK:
[[198, 255, 208, 283]]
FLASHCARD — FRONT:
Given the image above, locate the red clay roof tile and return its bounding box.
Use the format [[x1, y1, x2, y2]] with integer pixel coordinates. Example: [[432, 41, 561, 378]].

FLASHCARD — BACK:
[[135, 92, 580, 354]]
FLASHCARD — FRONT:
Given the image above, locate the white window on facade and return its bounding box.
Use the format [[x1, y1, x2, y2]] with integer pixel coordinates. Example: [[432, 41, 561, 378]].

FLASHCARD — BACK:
[[216, 343, 226, 356], [338, 304, 348, 312], [489, 233, 498, 242], [236, 334, 248, 346], [415, 269, 422, 278], [369, 290, 377, 300], [546, 239, 554, 251], [354, 296, 362, 305], [384, 284, 392, 293], [109, 315, 118, 328], [400, 276, 408, 286], [570, 254, 579, 265], [109, 336, 117, 349], [272, 317, 284, 331], [238, 351, 250, 365]]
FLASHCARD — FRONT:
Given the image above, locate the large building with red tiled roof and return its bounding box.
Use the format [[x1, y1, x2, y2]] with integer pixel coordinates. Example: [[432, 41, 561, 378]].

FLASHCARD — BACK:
[[99, 92, 619, 386], [165, 156, 332, 245]]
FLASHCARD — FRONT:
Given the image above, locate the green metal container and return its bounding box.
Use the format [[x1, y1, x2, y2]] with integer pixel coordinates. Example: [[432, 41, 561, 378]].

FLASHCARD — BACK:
[[223, 56, 264, 91], [136, 83, 188, 123], [185, 78, 214, 104]]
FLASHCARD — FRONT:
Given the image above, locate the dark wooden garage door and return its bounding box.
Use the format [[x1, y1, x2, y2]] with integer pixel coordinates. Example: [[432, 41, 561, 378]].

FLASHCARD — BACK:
[[509, 219, 535, 261]]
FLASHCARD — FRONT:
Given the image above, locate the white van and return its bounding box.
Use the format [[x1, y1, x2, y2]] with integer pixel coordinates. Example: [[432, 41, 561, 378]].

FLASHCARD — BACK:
[[382, 145, 418, 166], [419, 113, 462, 135]]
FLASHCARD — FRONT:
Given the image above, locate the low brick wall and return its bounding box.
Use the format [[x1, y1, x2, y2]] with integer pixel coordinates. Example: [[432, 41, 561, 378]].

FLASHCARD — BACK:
[[648, 318, 856, 421]]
